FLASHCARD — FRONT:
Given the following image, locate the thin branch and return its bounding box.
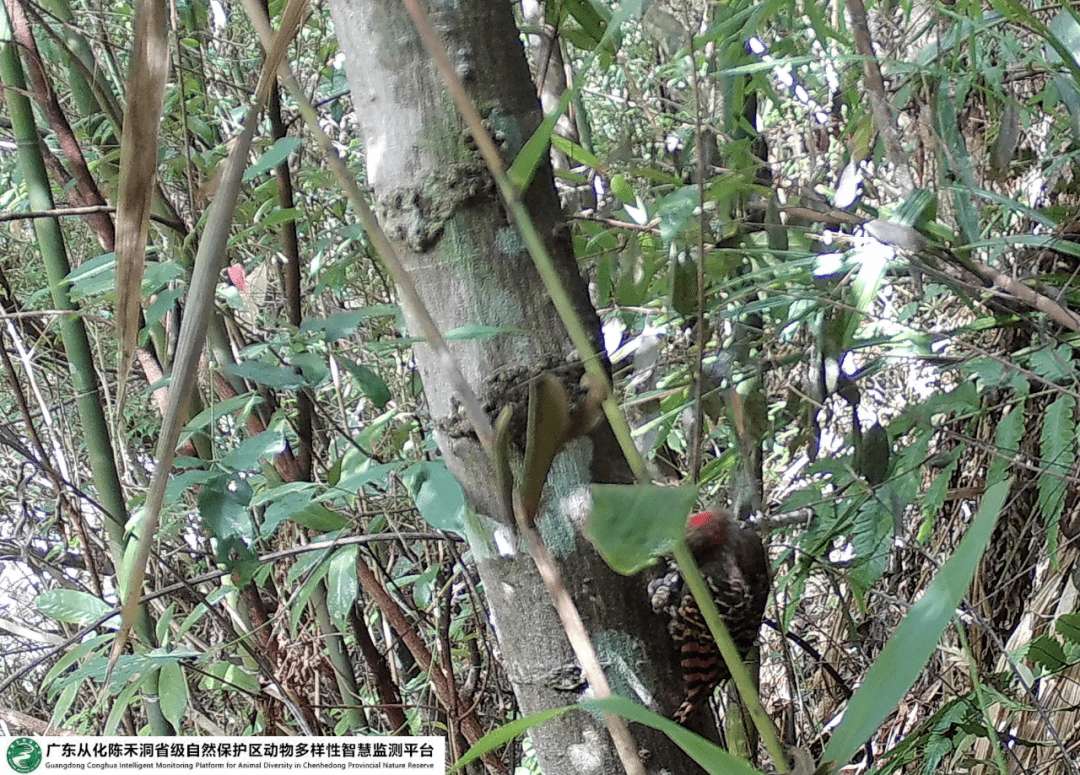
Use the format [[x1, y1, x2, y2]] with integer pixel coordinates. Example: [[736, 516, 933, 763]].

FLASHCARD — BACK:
[[0, 203, 185, 232], [844, 0, 915, 194]]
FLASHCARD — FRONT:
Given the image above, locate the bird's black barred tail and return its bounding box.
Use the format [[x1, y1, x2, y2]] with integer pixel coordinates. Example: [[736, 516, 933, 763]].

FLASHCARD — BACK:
[[673, 635, 722, 722]]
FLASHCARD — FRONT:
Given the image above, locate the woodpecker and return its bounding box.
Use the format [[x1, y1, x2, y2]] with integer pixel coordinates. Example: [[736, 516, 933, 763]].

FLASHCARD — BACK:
[[649, 509, 770, 724]]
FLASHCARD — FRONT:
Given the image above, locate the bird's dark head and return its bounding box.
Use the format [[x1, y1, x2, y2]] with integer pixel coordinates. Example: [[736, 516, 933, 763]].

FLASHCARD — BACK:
[[686, 509, 766, 569], [688, 510, 730, 549]]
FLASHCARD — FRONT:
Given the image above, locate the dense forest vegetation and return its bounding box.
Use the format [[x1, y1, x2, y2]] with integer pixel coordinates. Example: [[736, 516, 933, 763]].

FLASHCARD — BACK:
[[2, 0, 1080, 772]]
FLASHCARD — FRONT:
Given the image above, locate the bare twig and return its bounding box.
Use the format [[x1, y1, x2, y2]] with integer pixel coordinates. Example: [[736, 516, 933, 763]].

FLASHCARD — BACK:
[[845, 0, 915, 194], [355, 556, 507, 775]]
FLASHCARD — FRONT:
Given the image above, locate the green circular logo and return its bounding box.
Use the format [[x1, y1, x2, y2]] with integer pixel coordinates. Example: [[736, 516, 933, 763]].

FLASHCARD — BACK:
[[6, 738, 41, 774]]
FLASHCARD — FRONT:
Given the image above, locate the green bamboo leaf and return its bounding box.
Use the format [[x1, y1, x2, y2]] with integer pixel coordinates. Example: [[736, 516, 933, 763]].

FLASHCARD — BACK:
[[451, 695, 761, 774], [299, 306, 401, 340], [336, 359, 392, 408], [822, 478, 1009, 771], [184, 394, 263, 435], [587, 696, 762, 774], [222, 360, 308, 389], [243, 136, 302, 181], [449, 708, 564, 773], [50, 682, 80, 729], [104, 673, 147, 732], [934, 84, 980, 243], [551, 135, 602, 170], [200, 662, 259, 693], [43, 634, 110, 690], [560, 0, 609, 47]]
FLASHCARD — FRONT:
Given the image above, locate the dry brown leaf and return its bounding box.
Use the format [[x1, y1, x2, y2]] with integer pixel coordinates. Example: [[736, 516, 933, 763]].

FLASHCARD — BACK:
[[115, 0, 169, 410]]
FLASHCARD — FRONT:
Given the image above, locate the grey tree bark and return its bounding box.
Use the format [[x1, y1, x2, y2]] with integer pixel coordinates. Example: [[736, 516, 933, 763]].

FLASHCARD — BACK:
[[327, 1, 711, 771]]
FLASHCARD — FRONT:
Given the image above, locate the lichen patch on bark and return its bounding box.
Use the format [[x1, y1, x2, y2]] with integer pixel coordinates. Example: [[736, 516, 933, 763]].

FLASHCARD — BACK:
[[375, 160, 492, 252]]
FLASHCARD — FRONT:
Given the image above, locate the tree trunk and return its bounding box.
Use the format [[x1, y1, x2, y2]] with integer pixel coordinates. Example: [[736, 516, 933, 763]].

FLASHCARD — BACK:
[[327, 1, 711, 772]]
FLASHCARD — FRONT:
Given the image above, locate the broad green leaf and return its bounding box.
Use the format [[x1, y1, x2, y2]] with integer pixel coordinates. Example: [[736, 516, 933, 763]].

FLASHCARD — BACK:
[[258, 207, 299, 227], [184, 394, 263, 436], [444, 324, 522, 341], [560, 0, 609, 47], [299, 306, 401, 340], [1025, 634, 1067, 671], [221, 428, 287, 472], [200, 662, 259, 694], [145, 287, 185, 329], [65, 252, 115, 300], [587, 484, 698, 574], [222, 360, 308, 389], [165, 469, 217, 507], [337, 358, 392, 408], [822, 478, 1009, 771], [551, 136, 602, 170], [326, 545, 359, 626], [409, 461, 466, 532], [257, 483, 348, 534], [243, 136, 302, 181], [290, 353, 328, 387], [158, 660, 188, 729], [656, 185, 699, 243], [610, 173, 635, 204], [142, 259, 184, 292], [1057, 613, 1080, 645], [324, 461, 401, 502], [58, 652, 143, 690], [199, 473, 255, 543], [37, 589, 113, 626]]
